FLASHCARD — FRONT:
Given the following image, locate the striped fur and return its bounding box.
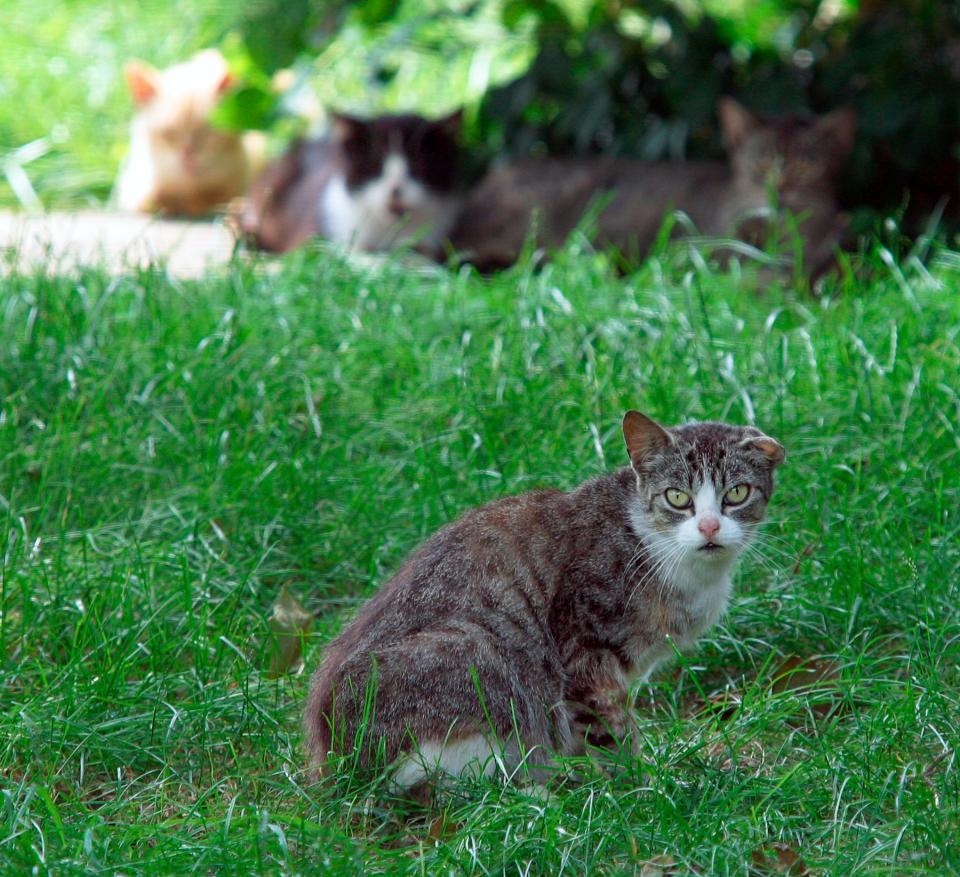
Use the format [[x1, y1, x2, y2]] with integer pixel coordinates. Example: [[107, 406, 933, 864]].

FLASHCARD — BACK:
[[305, 412, 784, 786]]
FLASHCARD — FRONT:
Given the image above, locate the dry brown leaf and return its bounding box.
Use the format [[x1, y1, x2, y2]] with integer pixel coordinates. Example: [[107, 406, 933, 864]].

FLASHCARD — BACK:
[[640, 853, 677, 876], [771, 655, 844, 720], [427, 814, 461, 843], [749, 842, 809, 876], [266, 586, 313, 677], [771, 656, 840, 694]]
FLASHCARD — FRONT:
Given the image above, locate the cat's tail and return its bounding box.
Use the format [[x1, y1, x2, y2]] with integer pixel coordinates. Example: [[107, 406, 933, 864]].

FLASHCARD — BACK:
[[303, 646, 349, 778]]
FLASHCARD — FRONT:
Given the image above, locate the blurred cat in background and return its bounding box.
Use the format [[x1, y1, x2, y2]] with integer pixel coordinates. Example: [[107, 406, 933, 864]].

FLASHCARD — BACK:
[[115, 49, 263, 217], [240, 111, 463, 256], [450, 99, 856, 277]]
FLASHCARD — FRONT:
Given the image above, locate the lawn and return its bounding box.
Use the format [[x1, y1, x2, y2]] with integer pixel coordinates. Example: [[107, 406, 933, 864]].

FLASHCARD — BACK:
[[1, 238, 958, 875]]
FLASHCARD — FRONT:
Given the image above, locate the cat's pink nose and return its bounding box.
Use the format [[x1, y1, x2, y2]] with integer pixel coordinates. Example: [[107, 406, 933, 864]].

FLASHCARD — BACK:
[[698, 516, 720, 539]]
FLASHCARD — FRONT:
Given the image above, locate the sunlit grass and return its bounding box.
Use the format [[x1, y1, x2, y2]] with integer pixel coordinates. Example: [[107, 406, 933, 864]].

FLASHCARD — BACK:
[[1, 242, 958, 874]]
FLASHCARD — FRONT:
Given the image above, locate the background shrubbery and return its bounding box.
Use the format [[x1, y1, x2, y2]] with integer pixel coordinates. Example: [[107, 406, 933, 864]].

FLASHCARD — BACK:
[[3, 0, 960, 235]]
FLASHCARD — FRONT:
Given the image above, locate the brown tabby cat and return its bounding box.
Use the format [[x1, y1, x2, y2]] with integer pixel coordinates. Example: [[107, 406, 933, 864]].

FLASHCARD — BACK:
[[449, 99, 855, 276], [305, 411, 785, 788]]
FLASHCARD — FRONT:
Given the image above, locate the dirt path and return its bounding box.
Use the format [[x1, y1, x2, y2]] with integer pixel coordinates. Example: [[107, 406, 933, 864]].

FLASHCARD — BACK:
[[0, 210, 238, 278]]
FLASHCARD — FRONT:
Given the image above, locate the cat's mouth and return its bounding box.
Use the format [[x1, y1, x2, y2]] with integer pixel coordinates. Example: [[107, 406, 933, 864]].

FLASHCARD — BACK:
[[699, 542, 724, 552]]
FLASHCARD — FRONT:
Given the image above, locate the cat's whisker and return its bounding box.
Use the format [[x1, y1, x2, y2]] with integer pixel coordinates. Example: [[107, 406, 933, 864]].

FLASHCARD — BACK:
[[624, 544, 673, 606], [629, 541, 687, 607], [745, 535, 795, 561], [740, 545, 780, 575], [741, 542, 794, 578], [620, 540, 651, 587], [751, 530, 799, 548]]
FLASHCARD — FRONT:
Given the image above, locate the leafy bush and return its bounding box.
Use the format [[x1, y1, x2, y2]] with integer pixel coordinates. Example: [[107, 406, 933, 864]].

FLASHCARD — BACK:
[[224, 0, 960, 232]]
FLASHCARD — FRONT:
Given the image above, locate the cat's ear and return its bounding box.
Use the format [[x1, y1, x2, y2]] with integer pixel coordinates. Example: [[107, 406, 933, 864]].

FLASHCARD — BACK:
[[124, 60, 159, 106], [718, 98, 757, 150], [739, 432, 786, 466], [214, 69, 234, 96], [623, 411, 671, 468], [814, 107, 857, 160], [330, 112, 367, 143], [434, 109, 463, 139]]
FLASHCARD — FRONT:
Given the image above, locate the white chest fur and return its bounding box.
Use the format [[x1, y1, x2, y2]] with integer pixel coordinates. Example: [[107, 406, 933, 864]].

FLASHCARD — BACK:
[[625, 570, 732, 685]]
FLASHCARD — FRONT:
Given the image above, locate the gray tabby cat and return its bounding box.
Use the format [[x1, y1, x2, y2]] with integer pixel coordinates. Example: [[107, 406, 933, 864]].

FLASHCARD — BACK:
[[305, 411, 785, 788], [449, 99, 855, 276]]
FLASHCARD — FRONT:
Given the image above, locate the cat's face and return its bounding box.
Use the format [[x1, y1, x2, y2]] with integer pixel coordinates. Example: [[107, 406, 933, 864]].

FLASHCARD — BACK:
[[327, 111, 461, 250], [719, 98, 856, 197], [623, 412, 785, 583], [125, 49, 238, 179]]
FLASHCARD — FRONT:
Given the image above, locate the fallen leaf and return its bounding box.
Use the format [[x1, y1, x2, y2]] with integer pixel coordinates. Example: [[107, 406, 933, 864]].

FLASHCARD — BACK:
[[749, 842, 809, 876], [771, 656, 840, 694], [770, 655, 844, 720], [266, 587, 313, 677], [427, 814, 461, 842], [640, 853, 677, 876]]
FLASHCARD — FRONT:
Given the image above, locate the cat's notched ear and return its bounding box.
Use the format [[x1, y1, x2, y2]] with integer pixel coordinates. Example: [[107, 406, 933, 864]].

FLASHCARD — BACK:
[[718, 98, 758, 150], [740, 432, 786, 466], [622, 410, 671, 468], [124, 60, 159, 106]]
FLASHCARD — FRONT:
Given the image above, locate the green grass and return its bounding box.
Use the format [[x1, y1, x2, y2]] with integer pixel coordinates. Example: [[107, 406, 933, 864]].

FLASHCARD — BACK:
[[1, 240, 959, 875], [1, 0, 249, 208]]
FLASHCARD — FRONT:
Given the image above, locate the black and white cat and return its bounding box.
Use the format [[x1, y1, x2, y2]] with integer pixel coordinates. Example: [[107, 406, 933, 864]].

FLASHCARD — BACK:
[[240, 111, 462, 255]]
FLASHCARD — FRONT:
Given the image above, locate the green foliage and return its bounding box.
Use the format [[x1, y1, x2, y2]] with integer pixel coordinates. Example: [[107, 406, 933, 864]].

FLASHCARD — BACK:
[[1, 241, 959, 873], [212, 0, 960, 227], [471, 0, 960, 227], [473, 1, 732, 161], [2, 0, 959, 228]]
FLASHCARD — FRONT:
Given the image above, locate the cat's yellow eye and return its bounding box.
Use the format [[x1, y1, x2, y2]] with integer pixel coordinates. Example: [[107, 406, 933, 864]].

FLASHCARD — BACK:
[[665, 488, 692, 510], [724, 484, 750, 505]]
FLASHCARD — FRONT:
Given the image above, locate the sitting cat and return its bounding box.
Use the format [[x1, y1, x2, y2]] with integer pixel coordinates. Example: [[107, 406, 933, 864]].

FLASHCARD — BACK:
[[449, 99, 855, 276], [239, 111, 463, 256], [115, 49, 263, 217], [305, 411, 785, 789]]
